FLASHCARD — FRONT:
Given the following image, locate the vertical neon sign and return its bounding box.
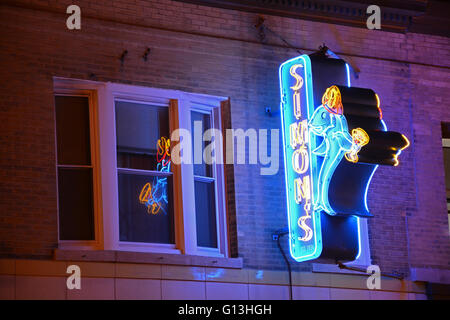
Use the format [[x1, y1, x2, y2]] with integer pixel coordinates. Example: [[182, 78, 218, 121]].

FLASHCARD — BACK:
[[280, 55, 322, 262], [280, 55, 410, 263]]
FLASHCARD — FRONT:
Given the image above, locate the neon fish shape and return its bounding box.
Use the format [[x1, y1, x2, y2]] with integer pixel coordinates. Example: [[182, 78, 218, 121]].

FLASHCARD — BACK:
[[308, 86, 369, 216], [309, 105, 354, 214]]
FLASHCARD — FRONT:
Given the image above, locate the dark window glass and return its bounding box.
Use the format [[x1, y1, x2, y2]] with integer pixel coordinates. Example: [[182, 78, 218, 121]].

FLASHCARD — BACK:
[[442, 123, 450, 191], [194, 179, 218, 248], [442, 122, 450, 139], [191, 111, 212, 177], [442, 123, 450, 220], [58, 167, 95, 240], [116, 101, 169, 171], [55, 95, 95, 241], [118, 172, 174, 244], [116, 100, 173, 244], [444, 147, 450, 191], [55, 96, 91, 165]]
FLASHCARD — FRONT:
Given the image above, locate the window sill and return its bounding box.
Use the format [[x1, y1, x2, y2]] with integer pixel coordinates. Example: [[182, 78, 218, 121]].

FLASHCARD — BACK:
[[53, 249, 243, 269]]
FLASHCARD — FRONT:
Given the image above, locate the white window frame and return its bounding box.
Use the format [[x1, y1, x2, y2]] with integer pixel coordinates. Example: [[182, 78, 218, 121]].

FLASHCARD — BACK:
[[110, 93, 179, 254], [442, 138, 450, 234], [54, 78, 229, 258], [190, 102, 228, 257], [54, 88, 104, 250]]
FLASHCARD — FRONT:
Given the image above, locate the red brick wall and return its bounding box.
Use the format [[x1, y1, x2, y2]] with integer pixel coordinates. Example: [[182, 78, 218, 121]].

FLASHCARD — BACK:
[[0, 0, 449, 276]]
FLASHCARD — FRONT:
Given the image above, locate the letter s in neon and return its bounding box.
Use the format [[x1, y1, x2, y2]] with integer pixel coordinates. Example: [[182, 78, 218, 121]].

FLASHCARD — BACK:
[[297, 215, 313, 242], [289, 64, 304, 91]]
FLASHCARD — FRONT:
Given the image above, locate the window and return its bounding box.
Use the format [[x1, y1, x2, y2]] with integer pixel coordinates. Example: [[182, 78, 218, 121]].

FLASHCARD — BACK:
[[54, 79, 229, 257], [116, 100, 174, 244], [54, 92, 101, 247], [191, 110, 218, 251], [442, 123, 450, 233]]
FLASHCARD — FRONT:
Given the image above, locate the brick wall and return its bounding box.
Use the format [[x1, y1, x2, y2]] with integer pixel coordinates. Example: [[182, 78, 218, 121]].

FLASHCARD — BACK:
[[0, 0, 449, 277]]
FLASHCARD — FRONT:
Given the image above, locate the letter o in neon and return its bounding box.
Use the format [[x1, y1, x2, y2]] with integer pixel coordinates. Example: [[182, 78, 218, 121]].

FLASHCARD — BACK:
[[292, 146, 309, 174]]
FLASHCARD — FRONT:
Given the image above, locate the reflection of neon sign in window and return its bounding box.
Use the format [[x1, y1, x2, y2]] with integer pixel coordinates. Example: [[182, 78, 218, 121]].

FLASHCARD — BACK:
[[139, 137, 171, 215]]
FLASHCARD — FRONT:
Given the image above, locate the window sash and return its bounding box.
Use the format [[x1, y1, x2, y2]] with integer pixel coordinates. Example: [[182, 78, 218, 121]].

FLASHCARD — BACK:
[[115, 99, 176, 247], [54, 91, 102, 249], [118, 167, 173, 178], [442, 139, 450, 148], [194, 175, 215, 182], [191, 107, 223, 255]]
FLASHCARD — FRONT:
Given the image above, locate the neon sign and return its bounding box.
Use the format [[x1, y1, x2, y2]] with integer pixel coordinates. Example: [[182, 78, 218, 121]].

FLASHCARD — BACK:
[[309, 91, 370, 215], [280, 55, 322, 261], [139, 137, 171, 215], [280, 54, 409, 263]]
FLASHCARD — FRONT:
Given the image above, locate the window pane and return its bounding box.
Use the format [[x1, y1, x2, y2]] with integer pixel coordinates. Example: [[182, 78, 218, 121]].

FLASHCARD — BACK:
[[118, 172, 174, 244], [116, 101, 169, 171], [58, 167, 95, 240], [442, 122, 450, 139], [194, 179, 217, 248], [191, 111, 213, 177], [55, 96, 91, 165]]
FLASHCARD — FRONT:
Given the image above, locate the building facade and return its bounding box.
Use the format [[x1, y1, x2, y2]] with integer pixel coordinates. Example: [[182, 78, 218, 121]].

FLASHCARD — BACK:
[[0, 0, 449, 299]]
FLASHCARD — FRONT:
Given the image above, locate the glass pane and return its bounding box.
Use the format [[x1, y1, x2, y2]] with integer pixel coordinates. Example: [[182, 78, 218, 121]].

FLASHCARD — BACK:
[[55, 96, 91, 165], [116, 101, 169, 171], [58, 167, 95, 240], [118, 172, 174, 244], [442, 122, 450, 139], [194, 179, 217, 248], [191, 111, 213, 177]]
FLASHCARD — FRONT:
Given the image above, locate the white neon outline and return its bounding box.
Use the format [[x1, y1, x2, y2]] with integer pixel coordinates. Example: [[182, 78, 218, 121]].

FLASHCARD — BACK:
[[345, 63, 351, 88], [280, 57, 376, 263], [356, 97, 389, 259], [279, 55, 322, 262], [280, 60, 298, 261], [363, 113, 388, 212], [380, 119, 388, 132], [362, 107, 387, 213], [364, 164, 379, 214], [346, 63, 363, 262], [393, 134, 410, 166]]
